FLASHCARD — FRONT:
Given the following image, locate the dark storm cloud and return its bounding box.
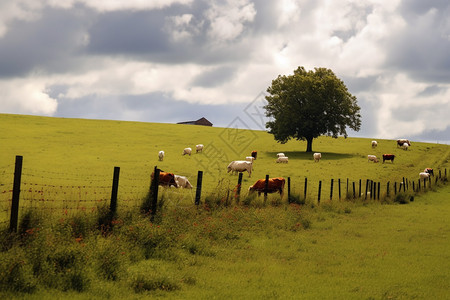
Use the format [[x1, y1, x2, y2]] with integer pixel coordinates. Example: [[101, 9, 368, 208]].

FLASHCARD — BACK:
[[85, 1, 256, 65], [0, 6, 92, 77], [386, 1, 450, 83], [87, 10, 170, 55]]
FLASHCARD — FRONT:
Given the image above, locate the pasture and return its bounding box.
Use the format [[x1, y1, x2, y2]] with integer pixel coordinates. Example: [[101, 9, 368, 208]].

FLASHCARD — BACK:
[[0, 113, 449, 299]]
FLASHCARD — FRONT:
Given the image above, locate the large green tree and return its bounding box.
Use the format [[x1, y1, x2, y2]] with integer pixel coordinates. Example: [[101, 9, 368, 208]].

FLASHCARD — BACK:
[[264, 67, 361, 152]]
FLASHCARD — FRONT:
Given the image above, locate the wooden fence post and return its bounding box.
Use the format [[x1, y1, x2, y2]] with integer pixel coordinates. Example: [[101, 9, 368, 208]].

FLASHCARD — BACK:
[[359, 179, 361, 198], [412, 181, 415, 192], [287, 177, 291, 203], [352, 182, 356, 199], [373, 181, 376, 200], [9, 155, 23, 233], [338, 179, 341, 200], [318, 181, 322, 204], [402, 177, 406, 192], [151, 167, 160, 220], [418, 179, 421, 191], [195, 171, 203, 206], [236, 173, 243, 203], [109, 167, 120, 216], [330, 179, 334, 200], [304, 177, 308, 200], [264, 175, 269, 202], [346, 178, 349, 198], [370, 180, 373, 199], [365, 179, 369, 200], [394, 182, 397, 195], [439, 169, 441, 179], [387, 181, 390, 197]]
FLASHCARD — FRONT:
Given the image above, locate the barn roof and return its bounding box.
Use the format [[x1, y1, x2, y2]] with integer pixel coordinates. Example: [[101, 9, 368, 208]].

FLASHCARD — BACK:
[[177, 117, 213, 126]]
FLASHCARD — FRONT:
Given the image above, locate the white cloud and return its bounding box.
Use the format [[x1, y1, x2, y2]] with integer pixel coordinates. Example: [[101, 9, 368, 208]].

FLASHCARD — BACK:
[[0, 0, 449, 142], [0, 78, 57, 115], [205, 0, 256, 42]]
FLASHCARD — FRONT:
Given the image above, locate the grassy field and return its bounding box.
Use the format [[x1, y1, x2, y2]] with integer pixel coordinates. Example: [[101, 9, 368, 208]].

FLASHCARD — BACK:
[[0, 113, 449, 299], [1, 113, 448, 205]]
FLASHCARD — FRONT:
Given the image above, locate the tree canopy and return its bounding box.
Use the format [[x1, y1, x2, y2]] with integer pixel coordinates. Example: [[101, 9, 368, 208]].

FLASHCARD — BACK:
[[264, 67, 361, 152]]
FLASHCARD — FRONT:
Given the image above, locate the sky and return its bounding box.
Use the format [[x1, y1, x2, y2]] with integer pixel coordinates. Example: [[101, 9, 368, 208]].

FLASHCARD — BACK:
[[1, 0, 449, 144]]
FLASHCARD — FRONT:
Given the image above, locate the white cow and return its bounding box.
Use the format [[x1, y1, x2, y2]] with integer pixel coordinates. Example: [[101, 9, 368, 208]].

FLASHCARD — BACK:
[[246, 156, 255, 162], [182, 147, 192, 156], [227, 161, 252, 177], [196, 144, 204, 153], [313, 153, 322, 162], [158, 150, 164, 161], [276, 156, 289, 163], [419, 172, 430, 179], [174, 175, 193, 189], [402, 143, 409, 150], [367, 155, 379, 163], [277, 153, 285, 158], [371, 141, 378, 148]]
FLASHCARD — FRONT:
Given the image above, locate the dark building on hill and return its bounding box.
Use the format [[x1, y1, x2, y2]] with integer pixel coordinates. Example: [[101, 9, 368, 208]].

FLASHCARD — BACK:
[[177, 117, 213, 127]]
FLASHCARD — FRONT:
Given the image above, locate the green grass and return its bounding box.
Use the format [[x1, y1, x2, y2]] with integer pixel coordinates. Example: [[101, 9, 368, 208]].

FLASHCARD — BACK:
[[0, 113, 449, 299]]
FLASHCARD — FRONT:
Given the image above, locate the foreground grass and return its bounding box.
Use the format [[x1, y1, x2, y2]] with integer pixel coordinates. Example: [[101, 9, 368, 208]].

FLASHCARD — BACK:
[[1, 184, 449, 299]]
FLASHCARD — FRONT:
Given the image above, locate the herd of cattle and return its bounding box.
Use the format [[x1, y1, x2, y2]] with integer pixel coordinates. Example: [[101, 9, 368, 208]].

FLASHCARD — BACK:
[[368, 139, 434, 179], [152, 138, 435, 198]]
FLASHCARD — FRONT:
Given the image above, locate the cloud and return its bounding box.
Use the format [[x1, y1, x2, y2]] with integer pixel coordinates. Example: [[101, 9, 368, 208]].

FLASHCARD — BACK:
[[0, 0, 449, 144], [0, 78, 57, 115]]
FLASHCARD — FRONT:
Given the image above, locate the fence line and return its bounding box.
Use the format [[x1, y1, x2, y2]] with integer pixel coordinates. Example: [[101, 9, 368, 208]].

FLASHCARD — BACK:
[[1, 156, 448, 232]]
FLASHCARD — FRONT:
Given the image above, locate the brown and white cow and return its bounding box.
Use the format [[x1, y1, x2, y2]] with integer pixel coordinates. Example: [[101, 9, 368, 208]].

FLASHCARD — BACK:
[[424, 168, 434, 176], [248, 177, 285, 197], [382, 154, 395, 163], [151, 171, 178, 187], [397, 139, 411, 147]]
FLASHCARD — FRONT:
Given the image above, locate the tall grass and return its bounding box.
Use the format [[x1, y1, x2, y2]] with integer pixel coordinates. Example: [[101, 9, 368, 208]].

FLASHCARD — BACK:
[[0, 113, 449, 298]]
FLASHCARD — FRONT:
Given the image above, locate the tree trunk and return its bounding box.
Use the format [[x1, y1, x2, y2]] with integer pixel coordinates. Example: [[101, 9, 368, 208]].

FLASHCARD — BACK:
[[306, 137, 313, 152]]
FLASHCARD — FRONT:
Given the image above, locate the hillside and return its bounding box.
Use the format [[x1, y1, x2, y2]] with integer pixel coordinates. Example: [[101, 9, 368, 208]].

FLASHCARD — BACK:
[[1, 113, 449, 203]]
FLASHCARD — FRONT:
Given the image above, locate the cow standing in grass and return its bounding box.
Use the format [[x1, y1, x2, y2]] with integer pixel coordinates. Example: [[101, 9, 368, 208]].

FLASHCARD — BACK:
[[182, 147, 192, 156], [382, 154, 395, 163], [151, 171, 178, 187], [249, 177, 285, 198], [227, 161, 252, 177], [196, 144, 204, 153]]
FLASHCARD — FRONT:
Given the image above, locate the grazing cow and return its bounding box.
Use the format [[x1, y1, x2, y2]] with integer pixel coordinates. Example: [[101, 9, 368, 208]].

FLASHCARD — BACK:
[[277, 153, 285, 158], [371, 141, 378, 148], [382, 154, 395, 163], [367, 155, 379, 163], [251, 151, 257, 160], [397, 139, 411, 147], [313, 153, 322, 162], [424, 168, 434, 176], [158, 150, 164, 161], [246, 156, 255, 162], [276, 156, 289, 163], [249, 177, 285, 197], [151, 171, 178, 187], [227, 160, 252, 177], [419, 172, 430, 179], [402, 143, 409, 150], [182, 147, 192, 156], [196, 144, 204, 153], [174, 175, 193, 189]]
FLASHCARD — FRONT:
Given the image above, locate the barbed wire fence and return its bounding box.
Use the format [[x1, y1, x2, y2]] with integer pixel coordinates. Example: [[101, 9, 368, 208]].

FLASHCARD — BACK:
[[2, 154, 447, 233]]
